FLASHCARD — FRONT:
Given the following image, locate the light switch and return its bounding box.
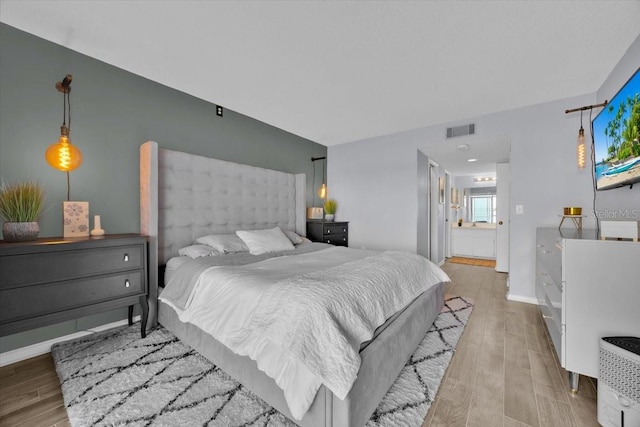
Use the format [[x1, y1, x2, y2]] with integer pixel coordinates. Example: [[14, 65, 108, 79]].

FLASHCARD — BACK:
[[515, 204, 524, 214]]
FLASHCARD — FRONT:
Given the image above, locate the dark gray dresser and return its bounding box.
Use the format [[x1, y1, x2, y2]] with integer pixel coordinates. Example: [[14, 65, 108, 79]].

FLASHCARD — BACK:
[[0, 234, 148, 338], [306, 221, 349, 247]]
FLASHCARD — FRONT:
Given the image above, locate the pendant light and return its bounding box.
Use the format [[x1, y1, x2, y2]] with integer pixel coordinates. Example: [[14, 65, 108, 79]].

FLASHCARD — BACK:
[[45, 75, 82, 200], [576, 110, 586, 169], [312, 156, 328, 199]]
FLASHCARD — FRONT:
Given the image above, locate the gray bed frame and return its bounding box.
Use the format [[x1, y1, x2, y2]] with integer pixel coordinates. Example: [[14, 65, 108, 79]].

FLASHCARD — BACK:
[[139, 141, 444, 426]]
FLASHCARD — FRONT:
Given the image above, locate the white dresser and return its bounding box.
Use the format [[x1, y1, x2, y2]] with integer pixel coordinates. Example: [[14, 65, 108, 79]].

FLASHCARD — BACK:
[[535, 228, 640, 392]]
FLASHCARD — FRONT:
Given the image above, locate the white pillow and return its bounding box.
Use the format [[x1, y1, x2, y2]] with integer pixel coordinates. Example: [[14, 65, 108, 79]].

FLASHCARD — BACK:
[[178, 244, 221, 259], [236, 227, 295, 255], [195, 234, 249, 254], [282, 228, 304, 245]]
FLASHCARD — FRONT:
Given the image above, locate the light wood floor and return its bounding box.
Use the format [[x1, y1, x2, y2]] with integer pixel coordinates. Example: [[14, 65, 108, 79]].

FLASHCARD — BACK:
[[0, 261, 597, 427], [424, 261, 598, 427]]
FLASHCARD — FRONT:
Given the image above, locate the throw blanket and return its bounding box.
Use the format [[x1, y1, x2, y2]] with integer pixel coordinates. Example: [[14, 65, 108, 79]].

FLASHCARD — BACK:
[[160, 246, 449, 420]]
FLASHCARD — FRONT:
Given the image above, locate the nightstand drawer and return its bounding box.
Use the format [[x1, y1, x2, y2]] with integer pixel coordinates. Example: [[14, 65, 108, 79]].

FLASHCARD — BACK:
[[0, 244, 144, 289], [324, 223, 348, 235], [324, 234, 348, 246], [0, 270, 145, 324], [307, 221, 349, 247]]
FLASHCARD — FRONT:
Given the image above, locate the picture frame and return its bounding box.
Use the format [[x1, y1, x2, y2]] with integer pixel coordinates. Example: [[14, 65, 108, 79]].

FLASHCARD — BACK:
[[438, 177, 445, 204]]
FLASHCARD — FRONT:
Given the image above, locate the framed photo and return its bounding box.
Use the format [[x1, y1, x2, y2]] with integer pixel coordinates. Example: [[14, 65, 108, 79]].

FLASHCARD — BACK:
[[438, 177, 445, 204]]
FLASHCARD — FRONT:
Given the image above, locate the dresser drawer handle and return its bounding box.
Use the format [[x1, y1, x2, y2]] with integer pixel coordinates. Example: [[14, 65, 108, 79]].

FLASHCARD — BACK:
[[125, 279, 130, 288], [124, 254, 129, 262], [327, 239, 332, 244], [327, 230, 331, 233]]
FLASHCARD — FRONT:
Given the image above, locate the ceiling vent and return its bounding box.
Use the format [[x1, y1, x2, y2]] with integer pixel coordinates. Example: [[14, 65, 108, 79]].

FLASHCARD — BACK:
[[446, 123, 475, 138]]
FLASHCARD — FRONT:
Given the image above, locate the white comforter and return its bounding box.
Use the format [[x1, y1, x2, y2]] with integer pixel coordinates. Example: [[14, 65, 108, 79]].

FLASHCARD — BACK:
[[160, 246, 449, 420]]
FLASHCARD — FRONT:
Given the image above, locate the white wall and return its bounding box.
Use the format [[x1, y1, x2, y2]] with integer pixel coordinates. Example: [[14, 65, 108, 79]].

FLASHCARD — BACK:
[[328, 35, 639, 301]]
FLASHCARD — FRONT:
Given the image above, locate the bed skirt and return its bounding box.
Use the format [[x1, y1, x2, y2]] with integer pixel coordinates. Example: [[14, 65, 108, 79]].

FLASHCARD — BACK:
[[158, 281, 445, 427]]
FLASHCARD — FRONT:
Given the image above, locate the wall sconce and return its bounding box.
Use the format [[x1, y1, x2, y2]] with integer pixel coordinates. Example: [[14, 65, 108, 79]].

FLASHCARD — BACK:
[[45, 74, 83, 200], [45, 74, 90, 238], [312, 156, 327, 199], [565, 100, 608, 171]]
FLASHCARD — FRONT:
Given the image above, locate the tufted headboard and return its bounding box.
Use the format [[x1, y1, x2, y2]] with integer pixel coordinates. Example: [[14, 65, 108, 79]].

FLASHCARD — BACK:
[[140, 141, 306, 327]]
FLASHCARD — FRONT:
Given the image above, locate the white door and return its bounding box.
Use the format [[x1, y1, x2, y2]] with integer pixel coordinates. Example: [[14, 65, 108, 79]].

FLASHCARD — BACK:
[[495, 162, 510, 272]]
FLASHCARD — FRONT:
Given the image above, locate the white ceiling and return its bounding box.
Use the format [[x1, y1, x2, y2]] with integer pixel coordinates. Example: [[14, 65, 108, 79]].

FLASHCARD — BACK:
[[1, 1, 639, 175]]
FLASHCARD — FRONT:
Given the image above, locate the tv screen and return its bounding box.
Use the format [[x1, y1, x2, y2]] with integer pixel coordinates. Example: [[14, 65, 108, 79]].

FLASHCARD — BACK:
[[592, 67, 640, 190]]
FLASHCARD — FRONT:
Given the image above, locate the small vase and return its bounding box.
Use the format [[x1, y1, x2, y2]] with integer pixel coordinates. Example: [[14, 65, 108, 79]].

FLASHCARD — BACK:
[[325, 214, 335, 221], [2, 221, 40, 242]]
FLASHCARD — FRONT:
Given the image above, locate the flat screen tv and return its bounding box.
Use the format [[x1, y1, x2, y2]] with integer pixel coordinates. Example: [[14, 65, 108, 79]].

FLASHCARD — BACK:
[[592, 68, 640, 190]]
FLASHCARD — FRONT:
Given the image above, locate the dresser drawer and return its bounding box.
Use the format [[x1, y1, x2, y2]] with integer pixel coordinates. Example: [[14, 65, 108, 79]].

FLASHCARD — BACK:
[[0, 270, 145, 324], [0, 244, 144, 289], [536, 243, 562, 285]]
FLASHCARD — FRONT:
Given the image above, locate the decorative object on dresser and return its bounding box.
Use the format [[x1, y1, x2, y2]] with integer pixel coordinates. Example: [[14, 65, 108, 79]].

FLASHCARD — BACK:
[[559, 206, 584, 231], [535, 227, 640, 393], [306, 206, 323, 219], [306, 220, 348, 246], [90, 214, 105, 236], [323, 198, 337, 221], [0, 234, 149, 338], [0, 180, 45, 242], [63, 201, 89, 237]]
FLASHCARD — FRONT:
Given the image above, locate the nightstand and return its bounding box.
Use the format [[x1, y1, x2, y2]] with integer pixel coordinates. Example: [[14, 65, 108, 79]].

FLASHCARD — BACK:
[[0, 234, 149, 338], [307, 221, 349, 247]]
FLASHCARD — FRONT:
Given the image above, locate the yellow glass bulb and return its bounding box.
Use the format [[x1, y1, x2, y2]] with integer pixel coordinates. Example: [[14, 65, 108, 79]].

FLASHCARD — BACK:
[[318, 183, 327, 199], [46, 135, 83, 171], [576, 127, 586, 170]]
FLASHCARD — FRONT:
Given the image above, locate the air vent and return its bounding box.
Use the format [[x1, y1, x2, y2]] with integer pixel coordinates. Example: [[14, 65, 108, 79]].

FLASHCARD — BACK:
[[446, 123, 475, 138]]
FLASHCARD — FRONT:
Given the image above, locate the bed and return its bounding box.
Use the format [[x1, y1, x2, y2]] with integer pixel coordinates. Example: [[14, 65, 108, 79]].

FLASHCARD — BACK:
[[139, 141, 447, 426]]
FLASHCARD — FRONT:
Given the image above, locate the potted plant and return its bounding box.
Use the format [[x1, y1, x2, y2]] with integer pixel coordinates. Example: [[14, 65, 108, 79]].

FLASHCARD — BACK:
[[324, 198, 337, 221], [0, 180, 45, 242]]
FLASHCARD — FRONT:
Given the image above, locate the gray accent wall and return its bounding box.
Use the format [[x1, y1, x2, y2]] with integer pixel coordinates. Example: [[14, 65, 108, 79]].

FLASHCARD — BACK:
[[0, 24, 326, 353]]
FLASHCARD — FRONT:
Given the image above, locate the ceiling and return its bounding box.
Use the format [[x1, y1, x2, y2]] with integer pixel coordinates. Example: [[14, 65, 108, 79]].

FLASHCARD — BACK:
[[1, 1, 639, 175]]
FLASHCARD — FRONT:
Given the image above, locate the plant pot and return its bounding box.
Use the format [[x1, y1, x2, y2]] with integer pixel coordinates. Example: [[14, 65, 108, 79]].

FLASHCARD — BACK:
[[2, 222, 39, 242], [325, 214, 335, 221]]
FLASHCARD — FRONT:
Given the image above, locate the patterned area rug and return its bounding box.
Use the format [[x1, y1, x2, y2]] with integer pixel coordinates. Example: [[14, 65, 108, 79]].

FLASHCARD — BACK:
[[52, 296, 473, 427]]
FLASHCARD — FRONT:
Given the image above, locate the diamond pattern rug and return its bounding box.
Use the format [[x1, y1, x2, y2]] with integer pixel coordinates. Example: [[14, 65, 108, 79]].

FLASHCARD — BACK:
[[52, 295, 473, 427]]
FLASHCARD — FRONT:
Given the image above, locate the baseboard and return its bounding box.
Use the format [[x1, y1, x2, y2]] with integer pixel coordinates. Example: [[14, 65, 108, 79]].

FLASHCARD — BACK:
[[0, 316, 140, 367], [506, 294, 539, 305]]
